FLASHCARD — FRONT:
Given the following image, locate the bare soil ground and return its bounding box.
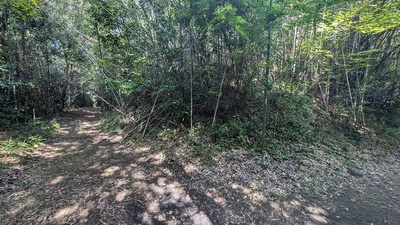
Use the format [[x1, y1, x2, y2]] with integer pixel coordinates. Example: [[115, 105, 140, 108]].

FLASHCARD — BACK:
[[1, 108, 399, 225]]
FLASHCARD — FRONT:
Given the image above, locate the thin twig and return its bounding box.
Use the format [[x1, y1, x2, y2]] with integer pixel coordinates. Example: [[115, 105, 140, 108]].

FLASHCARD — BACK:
[[92, 93, 127, 116], [212, 67, 226, 127], [142, 91, 160, 138]]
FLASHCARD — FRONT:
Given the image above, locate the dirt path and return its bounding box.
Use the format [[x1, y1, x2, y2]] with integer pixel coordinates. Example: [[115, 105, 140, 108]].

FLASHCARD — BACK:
[[1, 109, 399, 224]]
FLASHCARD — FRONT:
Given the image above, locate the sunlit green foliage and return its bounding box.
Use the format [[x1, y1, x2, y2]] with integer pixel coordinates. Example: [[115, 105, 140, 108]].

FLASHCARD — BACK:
[[7, 0, 40, 21], [0, 119, 59, 155], [335, 0, 400, 34]]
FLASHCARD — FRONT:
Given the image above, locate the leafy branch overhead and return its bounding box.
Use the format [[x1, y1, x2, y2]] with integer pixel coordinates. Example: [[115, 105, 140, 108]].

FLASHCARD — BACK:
[[334, 0, 400, 34], [9, 0, 41, 21], [211, 4, 248, 38]]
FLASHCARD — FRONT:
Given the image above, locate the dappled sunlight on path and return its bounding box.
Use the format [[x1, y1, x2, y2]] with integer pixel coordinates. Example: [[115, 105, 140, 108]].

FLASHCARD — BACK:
[[1, 108, 399, 225], [2, 109, 216, 224]]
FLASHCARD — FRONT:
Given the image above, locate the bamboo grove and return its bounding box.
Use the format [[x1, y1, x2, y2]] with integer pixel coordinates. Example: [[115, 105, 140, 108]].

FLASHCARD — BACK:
[[1, 0, 399, 151]]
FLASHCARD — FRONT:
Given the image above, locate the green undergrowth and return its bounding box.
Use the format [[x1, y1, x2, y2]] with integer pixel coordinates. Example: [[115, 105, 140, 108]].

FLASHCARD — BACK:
[[100, 90, 398, 164], [99, 114, 125, 134], [206, 90, 318, 159], [0, 119, 60, 159], [366, 110, 400, 150]]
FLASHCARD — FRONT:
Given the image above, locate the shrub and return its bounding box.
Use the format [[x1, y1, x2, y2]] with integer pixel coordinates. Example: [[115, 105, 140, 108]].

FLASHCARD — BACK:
[[265, 90, 316, 143]]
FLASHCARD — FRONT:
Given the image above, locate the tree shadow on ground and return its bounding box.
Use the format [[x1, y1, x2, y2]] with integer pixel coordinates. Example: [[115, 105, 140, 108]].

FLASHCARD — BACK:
[[2, 109, 217, 224], [1, 108, 399, 225]]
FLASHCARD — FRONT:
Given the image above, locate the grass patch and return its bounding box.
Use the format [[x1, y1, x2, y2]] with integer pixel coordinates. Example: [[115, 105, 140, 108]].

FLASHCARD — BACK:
[[0, 162, 8, 172], [0, 119, 60, 157]]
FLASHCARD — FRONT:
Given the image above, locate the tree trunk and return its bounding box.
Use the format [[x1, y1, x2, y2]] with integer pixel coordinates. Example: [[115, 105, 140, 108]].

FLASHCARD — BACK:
[[261, 0, 273, 151]]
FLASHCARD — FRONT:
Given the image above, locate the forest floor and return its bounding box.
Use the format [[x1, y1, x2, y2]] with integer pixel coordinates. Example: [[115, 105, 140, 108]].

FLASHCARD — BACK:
[[1, 108, 399, 225]]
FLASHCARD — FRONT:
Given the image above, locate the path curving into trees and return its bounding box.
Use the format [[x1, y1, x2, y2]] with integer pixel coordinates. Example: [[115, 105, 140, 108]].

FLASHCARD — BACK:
[[2, 1, 400, 224]]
